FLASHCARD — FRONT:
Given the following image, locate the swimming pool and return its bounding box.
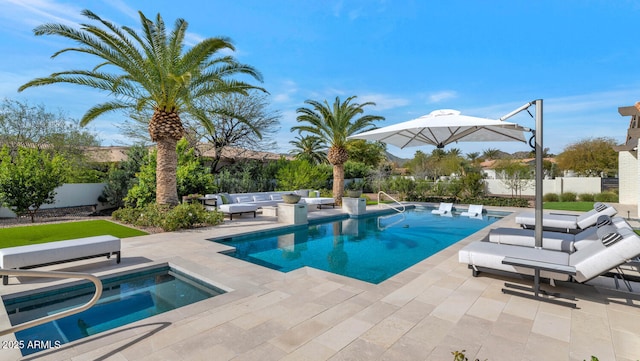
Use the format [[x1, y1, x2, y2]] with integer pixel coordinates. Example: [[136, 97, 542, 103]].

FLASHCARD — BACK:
[[214, 207, 505, 284], [3, 265, 224, 355]]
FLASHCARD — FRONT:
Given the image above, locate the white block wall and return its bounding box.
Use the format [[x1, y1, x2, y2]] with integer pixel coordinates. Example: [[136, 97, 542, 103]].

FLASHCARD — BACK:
[[0, 183, 107, 218], [484, 177, 602, 197], [618, 151, 638, 205]]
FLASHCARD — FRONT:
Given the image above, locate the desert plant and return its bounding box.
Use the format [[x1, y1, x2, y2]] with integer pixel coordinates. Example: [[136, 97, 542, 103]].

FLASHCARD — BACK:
[[559, 192, 577, 202], [594, 192, 618, 202], [276, 159, 331, 191], [543, 193, 560, 202], [579, 193, 595, 202]]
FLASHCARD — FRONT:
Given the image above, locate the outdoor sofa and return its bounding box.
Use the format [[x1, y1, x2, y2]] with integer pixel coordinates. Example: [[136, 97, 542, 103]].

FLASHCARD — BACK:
[[209, 191, 336, 219]]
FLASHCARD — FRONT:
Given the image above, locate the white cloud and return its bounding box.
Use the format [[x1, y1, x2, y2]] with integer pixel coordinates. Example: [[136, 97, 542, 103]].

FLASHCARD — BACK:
[[2, 0, 84, 28], [427, 90, 457, 103], [272, 80, 299, 104], [105, 0, 138, 21], [358, 93, 410, 110]]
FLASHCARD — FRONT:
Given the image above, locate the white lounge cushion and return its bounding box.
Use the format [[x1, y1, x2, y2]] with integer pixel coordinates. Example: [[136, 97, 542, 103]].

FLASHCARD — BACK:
[[576, 203, 617, 229], [270, 194, 283, 201], [458, 241, 571, 281], [302, 197, 335, 205], [0, 235, 120, 269], [570, 227, 640, 282], [490, 216, 631, 253], [489, 228, 576, 252], [516, 203, 617, 231], [460, 226, 640, 284], [515, 212, 578, 230], [218, 203, 258, 213]]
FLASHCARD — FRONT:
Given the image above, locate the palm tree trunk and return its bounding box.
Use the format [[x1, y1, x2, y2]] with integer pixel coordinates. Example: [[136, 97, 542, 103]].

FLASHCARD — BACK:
[[333, 163, 344, 206], [156, 138, 179, 206]]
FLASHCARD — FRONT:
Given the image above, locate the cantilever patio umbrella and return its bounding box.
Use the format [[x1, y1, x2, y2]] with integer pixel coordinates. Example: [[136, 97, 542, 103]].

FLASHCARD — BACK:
[[348, 109, 530, 149], [351, 102, 550, 304], [349, 104, 545, 249]]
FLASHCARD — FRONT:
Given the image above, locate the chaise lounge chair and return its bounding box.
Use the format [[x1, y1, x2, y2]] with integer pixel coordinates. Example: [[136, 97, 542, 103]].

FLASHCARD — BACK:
[[461, 204, 483, 218], [431, 202, 453, 215], [514, 202, 617, 233], [489, 215, 630, 253], [458, 225, 640, 307]]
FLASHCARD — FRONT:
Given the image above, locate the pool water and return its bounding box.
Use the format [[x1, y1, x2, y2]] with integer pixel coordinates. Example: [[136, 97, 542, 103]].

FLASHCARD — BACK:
[[3, 266, 224, 355], [216, 207, 504, 284]]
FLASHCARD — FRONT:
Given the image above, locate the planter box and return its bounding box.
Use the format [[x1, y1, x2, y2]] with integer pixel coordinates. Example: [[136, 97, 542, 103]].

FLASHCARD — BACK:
[[342, 197, 366, 215], [277, 203, 308, 225]]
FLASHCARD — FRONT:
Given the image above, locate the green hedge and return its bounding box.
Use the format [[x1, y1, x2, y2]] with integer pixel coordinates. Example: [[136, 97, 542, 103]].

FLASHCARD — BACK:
[[542, 192, 618, 203], [405, 195, 529, 208]]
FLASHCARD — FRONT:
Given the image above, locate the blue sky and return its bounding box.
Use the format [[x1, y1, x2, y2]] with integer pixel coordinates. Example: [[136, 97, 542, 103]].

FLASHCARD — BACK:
[[1, 0, 640, 159]]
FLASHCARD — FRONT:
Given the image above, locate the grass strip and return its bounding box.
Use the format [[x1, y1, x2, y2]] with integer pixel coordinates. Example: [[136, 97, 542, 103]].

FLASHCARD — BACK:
[[542, 202, 595, 212], [0, 220, 148, 248]]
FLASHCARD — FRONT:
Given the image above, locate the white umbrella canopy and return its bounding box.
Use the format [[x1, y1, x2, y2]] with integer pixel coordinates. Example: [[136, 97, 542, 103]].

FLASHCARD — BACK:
[[349, 109, 530, 149]]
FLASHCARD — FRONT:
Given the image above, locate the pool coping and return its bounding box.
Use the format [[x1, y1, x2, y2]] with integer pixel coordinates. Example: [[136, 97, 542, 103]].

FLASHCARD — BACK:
[[1, 203, 637, 360]]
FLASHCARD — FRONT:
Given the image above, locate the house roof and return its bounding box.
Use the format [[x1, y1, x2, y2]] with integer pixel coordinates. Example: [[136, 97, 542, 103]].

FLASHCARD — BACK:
[[480, 158, 556, 169], [614, 104, 640, 152]]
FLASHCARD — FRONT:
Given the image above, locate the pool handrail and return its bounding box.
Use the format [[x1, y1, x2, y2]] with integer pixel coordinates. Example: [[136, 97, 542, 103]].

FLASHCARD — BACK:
[[377, 191, 405, 213], [0, 269, 102, 336]]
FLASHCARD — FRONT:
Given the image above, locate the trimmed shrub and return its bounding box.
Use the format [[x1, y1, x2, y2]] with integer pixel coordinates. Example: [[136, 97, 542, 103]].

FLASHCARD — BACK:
[[543, 193, 559, 202], [559, 192, 577, 202], [112, 203, 224, 232], [578, 193, 595, 202], [594, 192, 618, 203]]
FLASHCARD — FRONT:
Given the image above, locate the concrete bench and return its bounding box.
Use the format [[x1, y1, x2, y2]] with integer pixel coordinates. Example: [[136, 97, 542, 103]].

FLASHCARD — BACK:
[[0, 235, 121, 285]]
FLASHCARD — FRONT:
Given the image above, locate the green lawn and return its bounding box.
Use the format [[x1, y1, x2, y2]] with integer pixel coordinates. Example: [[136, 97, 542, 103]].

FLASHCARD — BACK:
[[0, 220, 148, 248], [542, 202, 596, 212]]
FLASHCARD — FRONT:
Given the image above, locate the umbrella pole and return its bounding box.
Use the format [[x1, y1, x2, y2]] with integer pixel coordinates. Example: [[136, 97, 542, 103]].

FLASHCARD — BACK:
[[534, 99, 543, 249]]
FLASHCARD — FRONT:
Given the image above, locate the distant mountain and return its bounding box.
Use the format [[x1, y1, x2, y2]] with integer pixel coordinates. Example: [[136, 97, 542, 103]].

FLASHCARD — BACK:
[[385, 151, 409, 166]]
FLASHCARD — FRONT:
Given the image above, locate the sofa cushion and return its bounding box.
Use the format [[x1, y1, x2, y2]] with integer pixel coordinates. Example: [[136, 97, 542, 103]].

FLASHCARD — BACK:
[[270, 194, 283, 201], [253, 194, 269, 202], [235, 195, 253, 203]]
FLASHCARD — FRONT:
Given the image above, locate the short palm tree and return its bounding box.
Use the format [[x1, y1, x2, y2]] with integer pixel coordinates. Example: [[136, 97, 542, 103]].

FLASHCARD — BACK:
[[18, 10, 263, 206], [289, 135, 327, 165], [292, 96, 383, 204]]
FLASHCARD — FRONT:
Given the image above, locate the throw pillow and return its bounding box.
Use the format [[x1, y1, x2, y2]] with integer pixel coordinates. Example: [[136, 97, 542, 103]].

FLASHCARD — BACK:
[[594, 202, 607, 212], [219, 194, 230, 204], [602, 232, 622, 247]]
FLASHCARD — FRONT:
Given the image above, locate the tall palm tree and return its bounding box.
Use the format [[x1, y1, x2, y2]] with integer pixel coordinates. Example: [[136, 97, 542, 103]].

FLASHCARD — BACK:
[[18, 10, 263, 206], [482, 148, 501, 161], [288, 135, 327, 165], [292, 96, 383, 204]]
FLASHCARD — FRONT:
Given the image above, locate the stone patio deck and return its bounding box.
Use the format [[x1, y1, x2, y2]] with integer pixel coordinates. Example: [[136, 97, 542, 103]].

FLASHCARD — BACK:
[[0, 204, 639, 361]]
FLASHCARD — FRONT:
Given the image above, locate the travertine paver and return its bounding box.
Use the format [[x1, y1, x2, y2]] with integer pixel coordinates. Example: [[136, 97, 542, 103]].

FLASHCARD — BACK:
[[0, 204, 639, 361]]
